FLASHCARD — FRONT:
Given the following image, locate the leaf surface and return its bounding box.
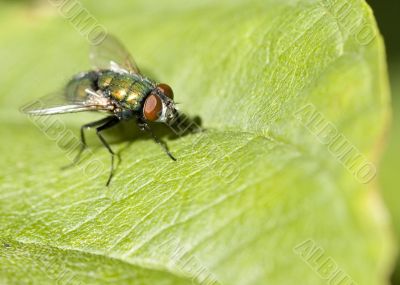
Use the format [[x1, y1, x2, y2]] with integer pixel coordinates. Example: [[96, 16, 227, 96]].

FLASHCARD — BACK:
[[0, 0, 394, 284]]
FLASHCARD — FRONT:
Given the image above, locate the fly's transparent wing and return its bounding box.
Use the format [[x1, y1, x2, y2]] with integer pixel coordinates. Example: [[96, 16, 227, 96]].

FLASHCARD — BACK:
[[21, 90, 114, 116], [90, 34, 141, 75]]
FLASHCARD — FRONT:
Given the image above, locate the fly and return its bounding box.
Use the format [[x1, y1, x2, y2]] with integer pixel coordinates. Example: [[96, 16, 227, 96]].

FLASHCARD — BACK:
[[22, 34, 179, 186]]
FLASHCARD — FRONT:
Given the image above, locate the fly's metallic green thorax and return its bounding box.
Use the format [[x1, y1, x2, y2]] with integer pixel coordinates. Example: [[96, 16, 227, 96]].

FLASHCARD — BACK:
[[100, 71, 156, 111], [66, 70, 156, 112]]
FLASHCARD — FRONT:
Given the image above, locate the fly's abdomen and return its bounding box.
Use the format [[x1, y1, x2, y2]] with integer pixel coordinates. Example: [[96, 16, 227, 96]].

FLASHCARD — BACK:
[[65, 71, 99, 101]]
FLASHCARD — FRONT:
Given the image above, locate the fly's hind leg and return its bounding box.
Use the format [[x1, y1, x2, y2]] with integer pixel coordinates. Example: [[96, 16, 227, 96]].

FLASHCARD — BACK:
[[95, 116, 121, 186], [62, 116, 112, 170]]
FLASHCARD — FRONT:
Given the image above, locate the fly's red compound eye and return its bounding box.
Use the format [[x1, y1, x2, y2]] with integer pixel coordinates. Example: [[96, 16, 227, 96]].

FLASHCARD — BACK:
[[143, 94, 162, 121], [157, 83, 174, 100]]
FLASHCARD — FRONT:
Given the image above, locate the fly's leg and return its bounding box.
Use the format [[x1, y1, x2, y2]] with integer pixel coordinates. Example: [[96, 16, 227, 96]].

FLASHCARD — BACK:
[[138, 120, 177, 161], [96, 116, 121, 186], [62, 116, 113, 170]]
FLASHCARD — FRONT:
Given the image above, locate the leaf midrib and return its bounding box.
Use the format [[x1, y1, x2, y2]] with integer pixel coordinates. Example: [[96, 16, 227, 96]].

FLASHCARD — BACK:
[[1, 236, 197, 284]]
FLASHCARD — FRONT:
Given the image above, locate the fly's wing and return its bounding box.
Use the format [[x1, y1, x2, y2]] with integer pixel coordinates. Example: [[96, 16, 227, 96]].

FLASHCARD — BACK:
[[21, 90, 114, 116], [90, 34, 141, 75]]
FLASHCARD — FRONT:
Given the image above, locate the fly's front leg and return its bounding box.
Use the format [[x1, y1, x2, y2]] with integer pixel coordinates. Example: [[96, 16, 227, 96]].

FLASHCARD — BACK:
[[62, 116, 113, 170], [137, 119, 177, 161], [96, 116, 121, 186]]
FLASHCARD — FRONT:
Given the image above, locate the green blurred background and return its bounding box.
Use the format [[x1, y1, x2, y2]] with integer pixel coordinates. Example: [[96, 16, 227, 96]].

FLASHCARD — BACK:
[[366, 0, 400, 283]]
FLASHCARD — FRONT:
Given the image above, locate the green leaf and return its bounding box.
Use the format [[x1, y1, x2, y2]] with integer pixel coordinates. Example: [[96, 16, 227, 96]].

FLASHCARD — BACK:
[[380, 60, 400, 283], [0, 0, 395, 284]]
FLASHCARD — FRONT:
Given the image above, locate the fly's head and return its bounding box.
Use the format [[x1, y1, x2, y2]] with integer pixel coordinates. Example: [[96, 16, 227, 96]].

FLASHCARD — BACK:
[[143, 83, 178, 125]]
